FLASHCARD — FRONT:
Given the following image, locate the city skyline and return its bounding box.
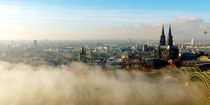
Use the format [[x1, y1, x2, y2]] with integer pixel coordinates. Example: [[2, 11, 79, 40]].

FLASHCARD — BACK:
[[0, 0, 209, 40]]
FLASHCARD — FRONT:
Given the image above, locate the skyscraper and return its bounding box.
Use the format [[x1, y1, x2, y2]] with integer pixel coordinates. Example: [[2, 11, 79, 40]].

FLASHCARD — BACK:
[[191, 38, 195, 46]]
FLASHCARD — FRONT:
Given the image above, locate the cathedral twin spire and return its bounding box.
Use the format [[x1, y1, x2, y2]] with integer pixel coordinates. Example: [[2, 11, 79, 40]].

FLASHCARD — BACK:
[[160, 25, 166, 46], [160, 25, 173, 46]]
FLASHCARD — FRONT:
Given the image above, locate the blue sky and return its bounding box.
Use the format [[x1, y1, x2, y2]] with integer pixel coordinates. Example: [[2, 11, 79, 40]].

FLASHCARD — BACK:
[[1, 0, 209, 11], [0, 0, 209, 40]]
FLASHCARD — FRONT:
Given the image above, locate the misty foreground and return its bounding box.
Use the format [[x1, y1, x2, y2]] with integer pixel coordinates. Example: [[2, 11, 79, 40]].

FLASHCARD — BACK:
[[0, 61, 207, 105]]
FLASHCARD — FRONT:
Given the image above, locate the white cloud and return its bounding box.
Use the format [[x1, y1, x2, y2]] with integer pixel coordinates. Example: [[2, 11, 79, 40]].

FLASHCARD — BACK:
[[175, 16, 203, 24]]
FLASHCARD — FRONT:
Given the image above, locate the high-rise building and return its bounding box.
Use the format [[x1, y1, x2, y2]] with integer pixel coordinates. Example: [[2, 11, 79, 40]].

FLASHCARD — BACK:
[[191, 38, 195, 46], [34, 40, 37, 46], [158, 25, 179, 61], [142, 44, 148, 52]]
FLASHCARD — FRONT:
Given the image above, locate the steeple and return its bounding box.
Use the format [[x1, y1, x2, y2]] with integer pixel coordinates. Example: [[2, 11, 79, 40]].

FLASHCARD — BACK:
[[159, 25, 166, 46], [167, 25, 173, 46]]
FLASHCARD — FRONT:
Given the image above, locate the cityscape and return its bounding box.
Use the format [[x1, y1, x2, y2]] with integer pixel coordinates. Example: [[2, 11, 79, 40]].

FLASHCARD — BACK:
[[1, 25, 209, 70], [0, 0, 210, 105]]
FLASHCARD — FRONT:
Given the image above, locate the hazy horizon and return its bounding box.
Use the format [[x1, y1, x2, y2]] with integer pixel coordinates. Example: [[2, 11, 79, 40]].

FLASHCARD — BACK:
[[0, 0, 209, 40]]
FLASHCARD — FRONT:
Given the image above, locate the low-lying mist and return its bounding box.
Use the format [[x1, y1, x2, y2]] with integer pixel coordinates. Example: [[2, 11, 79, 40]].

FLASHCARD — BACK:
[[0, 61, 206, 105]]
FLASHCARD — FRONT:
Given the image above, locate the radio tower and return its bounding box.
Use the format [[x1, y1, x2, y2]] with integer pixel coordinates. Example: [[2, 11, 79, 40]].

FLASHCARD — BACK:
[[204, 31, 208, 46]]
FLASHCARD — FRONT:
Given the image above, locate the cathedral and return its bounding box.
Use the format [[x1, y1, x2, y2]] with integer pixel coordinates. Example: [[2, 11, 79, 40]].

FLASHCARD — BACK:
[[158, 25, 179, 61]]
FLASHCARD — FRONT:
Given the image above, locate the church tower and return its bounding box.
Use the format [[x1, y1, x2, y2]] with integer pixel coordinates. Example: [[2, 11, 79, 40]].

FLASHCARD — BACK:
[[158, 25, 179, 61], [160, 25, 166, 46], [79, 46, 87, 63], [167, 25, 173, 46]]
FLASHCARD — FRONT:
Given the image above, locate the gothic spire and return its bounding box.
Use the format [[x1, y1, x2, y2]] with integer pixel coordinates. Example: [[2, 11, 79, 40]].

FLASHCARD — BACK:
[[159, 25, 166, 46], [167, 25, 173, 46]]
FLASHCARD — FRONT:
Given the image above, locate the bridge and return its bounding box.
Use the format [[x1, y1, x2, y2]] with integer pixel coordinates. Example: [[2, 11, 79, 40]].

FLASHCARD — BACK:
[[180, 67, 210, 104]]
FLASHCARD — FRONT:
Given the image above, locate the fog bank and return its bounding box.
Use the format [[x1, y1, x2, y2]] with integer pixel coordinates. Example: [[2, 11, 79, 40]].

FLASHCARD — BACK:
[[0, 61, 205, 105]]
